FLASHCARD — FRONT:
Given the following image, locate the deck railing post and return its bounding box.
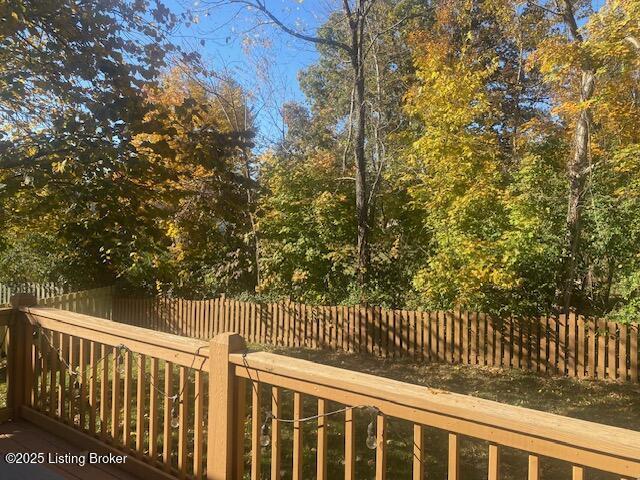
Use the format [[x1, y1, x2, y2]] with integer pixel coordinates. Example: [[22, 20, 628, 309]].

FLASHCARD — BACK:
[[9, 293, 37, 418], [207, 332, 246, 480]]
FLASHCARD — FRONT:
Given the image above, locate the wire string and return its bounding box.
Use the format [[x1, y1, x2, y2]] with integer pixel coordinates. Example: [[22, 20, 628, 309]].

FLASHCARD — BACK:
[[37, 327, 189, 405], [241, 350, 377, 425]]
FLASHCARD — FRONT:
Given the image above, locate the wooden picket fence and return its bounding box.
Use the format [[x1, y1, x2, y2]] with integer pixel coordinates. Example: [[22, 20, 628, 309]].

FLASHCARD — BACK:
[[39, 285, 115, 319], [107, 296, 640, 383], [0, 282, 65, 305]]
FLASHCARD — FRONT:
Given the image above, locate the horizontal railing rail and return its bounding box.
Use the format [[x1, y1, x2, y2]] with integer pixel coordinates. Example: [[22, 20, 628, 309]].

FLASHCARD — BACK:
[[23, 307, 209, 370]]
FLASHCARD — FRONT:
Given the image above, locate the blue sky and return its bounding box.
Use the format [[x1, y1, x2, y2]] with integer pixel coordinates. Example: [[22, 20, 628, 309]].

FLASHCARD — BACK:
[[164, 0, 335, 144], [161, 0, 607, 143]]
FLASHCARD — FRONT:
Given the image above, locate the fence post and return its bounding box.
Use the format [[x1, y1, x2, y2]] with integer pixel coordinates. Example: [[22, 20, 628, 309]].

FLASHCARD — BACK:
[[9, 293, 37, 418], [207, 332, 246, 480]]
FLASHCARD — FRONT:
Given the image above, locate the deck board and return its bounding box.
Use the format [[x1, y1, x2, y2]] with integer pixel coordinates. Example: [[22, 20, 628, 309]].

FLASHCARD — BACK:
[[0, 420, 138, 480]]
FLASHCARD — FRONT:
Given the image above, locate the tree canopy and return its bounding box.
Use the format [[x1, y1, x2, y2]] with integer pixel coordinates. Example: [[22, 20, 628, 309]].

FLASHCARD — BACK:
[[2, 0, 640, 321]]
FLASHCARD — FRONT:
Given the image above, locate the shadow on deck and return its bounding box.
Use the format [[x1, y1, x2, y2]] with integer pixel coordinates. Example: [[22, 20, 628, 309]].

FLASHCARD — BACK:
[[0, 420, 138, 480]]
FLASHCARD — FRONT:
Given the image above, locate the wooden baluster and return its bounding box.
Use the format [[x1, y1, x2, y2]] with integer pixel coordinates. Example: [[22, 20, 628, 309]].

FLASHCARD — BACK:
[[122, 349, 132, 448], [528, 455, 539, 480], [148, 357, 159, 460], [40, 330, 49, 413], [317, 398, 327, 480], [78, 339, 87, 429], [235, 377, 247, 479], [344, 404, 354, 480], [163, 361, 174, 471], [271, 387, 281, 480], [488, 443, 500, 480], [251, 383, 262, 480], [293, 392, 304, 480], [89, 342, 97, 434], [178, 366, 189, 479], [572, 466, 584, 480], [100, 344, 108, 438], [375, 412, 386, 480], [193, 370, 204, 479], [111, 346, 121, 442], [59, 332, 67, 420], [68, 335, 76, 424], [413, 424, 423, 480], [136, 353, 146, 457], [448, 433, 459, 480]]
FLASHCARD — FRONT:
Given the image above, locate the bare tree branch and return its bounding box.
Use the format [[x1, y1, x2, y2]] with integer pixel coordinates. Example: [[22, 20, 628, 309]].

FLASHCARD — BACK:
[[225, 0, 353, 53]]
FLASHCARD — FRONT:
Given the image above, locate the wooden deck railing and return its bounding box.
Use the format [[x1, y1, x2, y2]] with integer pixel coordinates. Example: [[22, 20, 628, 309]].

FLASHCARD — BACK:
[[1, 299, 639, 479], [105, 296, 640, 383]]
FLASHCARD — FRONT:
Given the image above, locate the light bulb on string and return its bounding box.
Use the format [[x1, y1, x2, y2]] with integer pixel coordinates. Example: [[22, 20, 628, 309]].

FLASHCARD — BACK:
[[70, 367, 81, 396], [116, 345, 126, 376], [366, 409, 379, 450], [170, 397, 180, 428], [260, 414, 272, 447]]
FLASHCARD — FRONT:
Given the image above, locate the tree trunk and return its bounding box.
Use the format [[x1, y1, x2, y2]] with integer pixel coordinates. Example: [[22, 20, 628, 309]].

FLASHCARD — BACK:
[[351, 4, 370, 290], [559, 0, 595, 314]]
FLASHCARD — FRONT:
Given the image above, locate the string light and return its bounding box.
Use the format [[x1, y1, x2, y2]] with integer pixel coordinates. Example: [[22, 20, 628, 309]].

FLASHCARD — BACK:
[[241, 351, 381, 451], [366, 414, 378, 450], [170, 396, 180, 428], [260, 413, 272, 447], [35, 328, 187, 406]]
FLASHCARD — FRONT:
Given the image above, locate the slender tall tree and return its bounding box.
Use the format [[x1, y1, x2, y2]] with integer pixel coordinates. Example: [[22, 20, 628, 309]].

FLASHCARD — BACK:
[[203, 0, 384, 290]]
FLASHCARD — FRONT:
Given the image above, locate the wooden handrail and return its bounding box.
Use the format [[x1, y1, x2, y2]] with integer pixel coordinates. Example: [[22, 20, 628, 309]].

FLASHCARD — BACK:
[[21, 306, 209, 370], [231, 351, 640, 477], [4, 304, 640, 479]]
